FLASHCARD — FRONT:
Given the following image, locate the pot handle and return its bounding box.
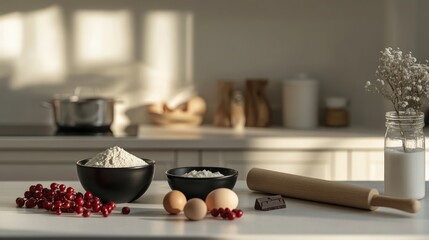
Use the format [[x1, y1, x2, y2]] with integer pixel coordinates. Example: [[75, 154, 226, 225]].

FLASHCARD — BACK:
[[40, 101, 52, 109]]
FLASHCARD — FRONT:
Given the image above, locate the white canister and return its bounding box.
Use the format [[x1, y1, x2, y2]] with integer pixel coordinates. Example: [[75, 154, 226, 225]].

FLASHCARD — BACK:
[[282, 74, 319, 129]]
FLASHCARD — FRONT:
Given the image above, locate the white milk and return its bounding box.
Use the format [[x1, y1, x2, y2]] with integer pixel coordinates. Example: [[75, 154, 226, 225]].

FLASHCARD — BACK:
[[384, 148, 425, 199]]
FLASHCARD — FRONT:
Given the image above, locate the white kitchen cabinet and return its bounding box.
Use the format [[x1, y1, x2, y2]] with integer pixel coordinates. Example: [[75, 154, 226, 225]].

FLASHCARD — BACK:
[[349, 150, 384, 180], [201, 150, 349, 180], [0, 150, 96, 181], [350, 150, 429, 180], [127, 150, 175, 180], [0, 150, 175, 181], [0, 163, 77, 181], [176, 151, 200, 167], [0, 126, 410, 181]]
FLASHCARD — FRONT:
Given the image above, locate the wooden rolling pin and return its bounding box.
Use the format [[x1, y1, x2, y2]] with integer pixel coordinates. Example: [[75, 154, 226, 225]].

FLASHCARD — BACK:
[[247, 168, 420, 213]]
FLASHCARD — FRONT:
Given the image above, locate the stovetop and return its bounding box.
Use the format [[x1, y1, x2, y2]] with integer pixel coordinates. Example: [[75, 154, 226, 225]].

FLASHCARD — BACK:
[[0, 125, 138, 137]]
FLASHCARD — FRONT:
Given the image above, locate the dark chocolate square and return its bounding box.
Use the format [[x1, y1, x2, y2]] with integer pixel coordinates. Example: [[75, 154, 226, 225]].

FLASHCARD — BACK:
[[255, 195, 286, 211]]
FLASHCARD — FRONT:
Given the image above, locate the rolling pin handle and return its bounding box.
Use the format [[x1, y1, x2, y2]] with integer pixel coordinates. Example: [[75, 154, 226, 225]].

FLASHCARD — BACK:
[[370, 195, 420, 213]]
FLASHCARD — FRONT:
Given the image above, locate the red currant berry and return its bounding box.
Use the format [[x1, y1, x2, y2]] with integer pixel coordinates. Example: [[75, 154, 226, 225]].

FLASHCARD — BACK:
[[92, 204, 100, 213], [65, 193, 74, 201], [84, 201, 92, 209], [122, 206, 130, 214], [53, 193, 62, 202], [25, 198, 37, 208], [54, 200, 62, 208], [35, 191, 44, 199], [24, 191, 32, 199], [75, 192, 84, 199], [92, 197, 100, 204], [82, 209, 91, 217], [37, 199, 45, 209], [210, 208, 219, 217], [220, 212, 228, 219], [218, 208, 225, 214], [227, 212, 235, 220], [56, 209, 62, 215], [84, 192, 93, 200], [102, 211, 109, 217], [50, 182, 58, 190], [100, 205, 108, 213], [75, 198, 84, 206], [106, 205, 113, 213], [42, 188, 49, 197], [75, 206, 84, 214], [16, 197, 25, 207], [43, 201, 52, 210], [47, 190, 55, 198], [62, 201, 71, 209], [66, 187, 74, 194], [107, 201, 116, 209], [225, 208, 231, 213], [29, 185, 36, 193], [35, 184, 43, 191], [233, 209, 243, 218], [59, 184, 66, 192]]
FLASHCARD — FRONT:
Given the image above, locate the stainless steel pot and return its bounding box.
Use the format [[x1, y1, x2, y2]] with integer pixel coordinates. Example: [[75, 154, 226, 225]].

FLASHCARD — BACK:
[[48, 97, 115, 128]]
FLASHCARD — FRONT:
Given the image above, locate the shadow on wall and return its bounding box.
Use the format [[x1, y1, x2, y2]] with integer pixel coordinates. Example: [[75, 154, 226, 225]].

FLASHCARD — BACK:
[[0, 2, 195, 127]]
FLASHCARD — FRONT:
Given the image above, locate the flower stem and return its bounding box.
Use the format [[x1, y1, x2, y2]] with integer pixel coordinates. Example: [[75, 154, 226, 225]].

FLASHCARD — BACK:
[[394, 109, 407, 152]]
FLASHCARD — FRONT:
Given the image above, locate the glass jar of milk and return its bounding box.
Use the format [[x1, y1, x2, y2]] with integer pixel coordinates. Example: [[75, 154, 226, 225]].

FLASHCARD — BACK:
[[384, 111, 425, 199]]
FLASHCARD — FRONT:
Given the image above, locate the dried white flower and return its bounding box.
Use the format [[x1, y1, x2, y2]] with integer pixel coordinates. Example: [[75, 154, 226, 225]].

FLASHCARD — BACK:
[[365, 47, 429, 114]]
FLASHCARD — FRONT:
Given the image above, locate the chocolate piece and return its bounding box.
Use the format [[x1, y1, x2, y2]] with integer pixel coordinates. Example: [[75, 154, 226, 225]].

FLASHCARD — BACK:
[[255, 195, 286, 211]]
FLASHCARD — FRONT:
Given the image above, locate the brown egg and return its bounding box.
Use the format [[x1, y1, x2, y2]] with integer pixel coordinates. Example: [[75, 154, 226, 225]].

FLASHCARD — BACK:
[[163, 190, 187, 214], [184, 198, 207, 221], [205, 188, 239, 211]]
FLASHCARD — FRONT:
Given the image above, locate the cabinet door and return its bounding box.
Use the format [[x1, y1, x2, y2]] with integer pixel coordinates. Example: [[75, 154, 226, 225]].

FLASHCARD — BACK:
[[0, 150, 98, 181], [350, 151, 384, 180], [176, 151, 200, 167], [201, 150, 343, 180], [0, 163, 77, 181]]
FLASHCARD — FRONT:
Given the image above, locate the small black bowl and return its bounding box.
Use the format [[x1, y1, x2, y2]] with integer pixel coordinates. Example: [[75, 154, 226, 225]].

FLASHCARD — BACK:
[[76, 158, 155, 203], [166, 166, 238, 200]]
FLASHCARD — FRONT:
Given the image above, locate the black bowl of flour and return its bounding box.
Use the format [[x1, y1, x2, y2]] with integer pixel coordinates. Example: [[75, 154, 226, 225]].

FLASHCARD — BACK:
[[76, 158, 155, 203], [166, 166, 238, 200]]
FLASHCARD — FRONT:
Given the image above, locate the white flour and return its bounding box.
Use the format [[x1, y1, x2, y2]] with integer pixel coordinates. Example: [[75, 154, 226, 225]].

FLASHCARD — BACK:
[[85, 146, 147, 168], [182, 170, 224, 178]]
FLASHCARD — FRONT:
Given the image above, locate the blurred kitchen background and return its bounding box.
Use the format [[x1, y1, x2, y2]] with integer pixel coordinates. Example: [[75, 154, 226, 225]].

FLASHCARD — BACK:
[[0, 0, 428, 130]]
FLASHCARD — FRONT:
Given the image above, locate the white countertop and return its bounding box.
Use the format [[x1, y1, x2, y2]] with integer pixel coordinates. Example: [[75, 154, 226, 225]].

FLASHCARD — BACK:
[[1, 180, 428, 239], [0, 125, 387, 150]]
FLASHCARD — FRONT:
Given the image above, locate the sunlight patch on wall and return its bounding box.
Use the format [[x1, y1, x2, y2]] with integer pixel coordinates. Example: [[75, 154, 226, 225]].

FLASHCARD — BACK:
[[73, 10, 132, 69], [11, 5, 66, 89], [0, 12, 23, 60], [141, 11, 194, 103]]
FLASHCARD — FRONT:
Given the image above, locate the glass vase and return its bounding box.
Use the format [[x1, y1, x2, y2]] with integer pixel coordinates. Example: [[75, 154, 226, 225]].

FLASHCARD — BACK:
[[384, 111, 425, 199]]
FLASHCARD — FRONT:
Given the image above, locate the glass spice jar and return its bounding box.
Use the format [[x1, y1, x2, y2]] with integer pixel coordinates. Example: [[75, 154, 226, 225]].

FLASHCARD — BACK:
[[324, 97, 349, 127], [384, 111, 425, 199], [230, 90, 245, 131]]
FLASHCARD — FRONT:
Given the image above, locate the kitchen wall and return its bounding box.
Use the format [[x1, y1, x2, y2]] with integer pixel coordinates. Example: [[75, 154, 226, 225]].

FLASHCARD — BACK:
[[0, 0, 426, 129]]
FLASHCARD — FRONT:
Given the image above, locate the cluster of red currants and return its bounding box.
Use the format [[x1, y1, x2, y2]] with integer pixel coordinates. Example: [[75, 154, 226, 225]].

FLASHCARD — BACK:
[[15, 182, 130, 217], [210, 208, 243, 220]]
